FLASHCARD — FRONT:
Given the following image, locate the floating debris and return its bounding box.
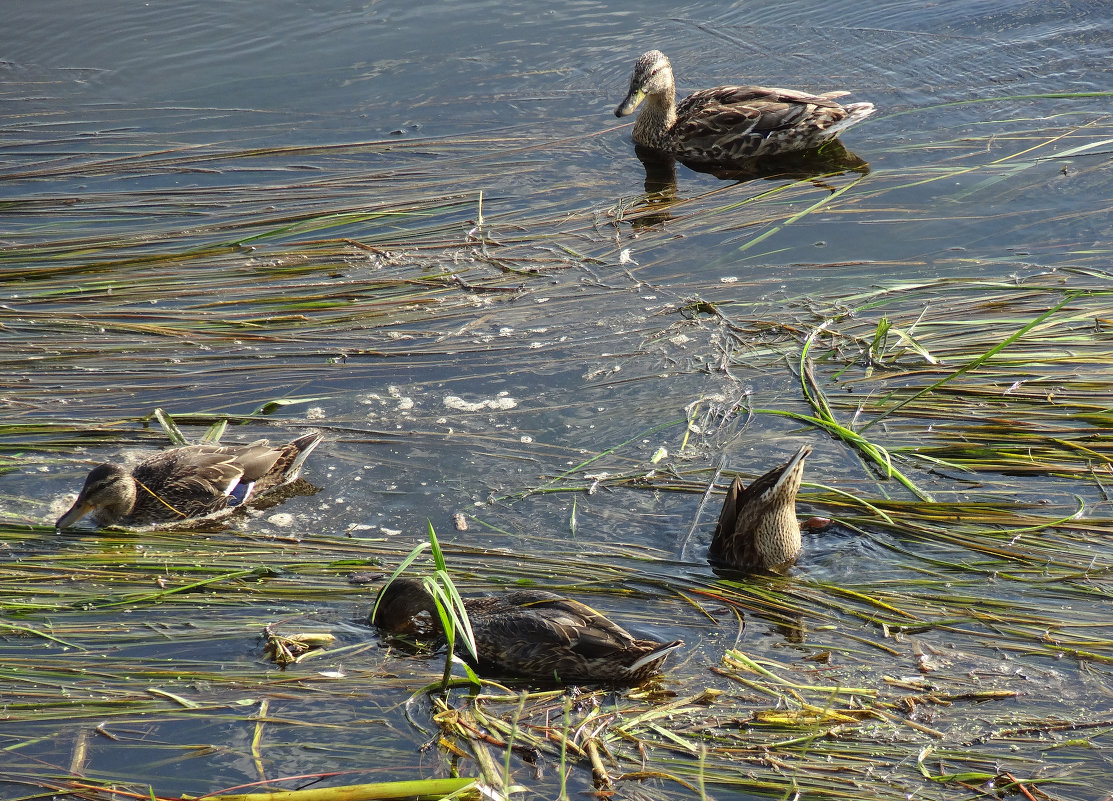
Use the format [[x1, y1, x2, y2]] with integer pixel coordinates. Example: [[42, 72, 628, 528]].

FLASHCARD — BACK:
[[263, 625, 336, 667], [443, 394, 518, 412]]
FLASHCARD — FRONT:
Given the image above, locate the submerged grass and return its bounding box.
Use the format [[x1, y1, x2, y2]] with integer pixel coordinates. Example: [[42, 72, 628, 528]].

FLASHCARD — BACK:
[[9, 267, 1113, 798], [5, 85, 1113, 801], [415, 649, 1062, 801]]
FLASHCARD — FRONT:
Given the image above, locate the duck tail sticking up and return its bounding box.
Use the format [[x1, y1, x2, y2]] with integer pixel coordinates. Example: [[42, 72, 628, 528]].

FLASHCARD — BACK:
[[623, 639, 684, 679], [822, 102, 876, 137]]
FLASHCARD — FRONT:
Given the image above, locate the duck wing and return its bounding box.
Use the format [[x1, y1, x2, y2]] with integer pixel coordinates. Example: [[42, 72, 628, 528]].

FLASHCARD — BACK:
[[224, 442, 287, 481], [136, 446, 248, 495], [709, 475, 759, 567], [240, 433, 322, 495], [472, 592, 645, 680], [497, 592, 639, 652], [674, 86, 850, 161], [126, 447, 249, 521]]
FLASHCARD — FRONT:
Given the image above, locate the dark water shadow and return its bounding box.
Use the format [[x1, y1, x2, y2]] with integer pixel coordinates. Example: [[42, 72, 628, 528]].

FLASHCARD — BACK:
[[682, 140, 870, 186], [700, 517, 888, 646], [628, 140, 870, 229], [707, 564, 809, 644]]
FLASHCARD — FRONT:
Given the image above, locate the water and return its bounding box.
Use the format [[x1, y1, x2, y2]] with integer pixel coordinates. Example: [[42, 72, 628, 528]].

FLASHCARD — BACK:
[[3, 0, 1113, 798]]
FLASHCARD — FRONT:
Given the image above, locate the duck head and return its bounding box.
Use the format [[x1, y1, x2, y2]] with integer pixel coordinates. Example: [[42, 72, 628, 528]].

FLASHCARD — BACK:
[[615, 50, 675, 117], [56, 463, 136, 530]]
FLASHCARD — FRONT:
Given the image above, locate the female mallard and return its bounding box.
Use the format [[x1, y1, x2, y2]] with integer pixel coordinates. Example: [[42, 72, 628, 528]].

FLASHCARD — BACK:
[[55, 432, 322, 530], [371, 578, 682, 684], [615, 51, 874, 163], [709, 444, 811, 573]]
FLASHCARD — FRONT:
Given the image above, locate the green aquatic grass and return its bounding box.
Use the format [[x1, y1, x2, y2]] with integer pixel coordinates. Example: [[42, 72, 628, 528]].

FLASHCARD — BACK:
[[5, 97, 1113, 801], [374, 522, 482, 691], [9, 266, 1113, 799]]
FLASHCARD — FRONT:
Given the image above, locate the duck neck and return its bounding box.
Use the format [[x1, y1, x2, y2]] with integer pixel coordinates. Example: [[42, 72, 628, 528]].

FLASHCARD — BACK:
[[632, 88, 677, 150]]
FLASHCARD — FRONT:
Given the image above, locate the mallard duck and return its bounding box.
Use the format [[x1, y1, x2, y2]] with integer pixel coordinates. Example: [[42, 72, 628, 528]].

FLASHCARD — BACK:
[[55, 432, 323, 530], [615, 51, 875, 163], [709, 444, 812, 572], [371, 577, 682, 684]]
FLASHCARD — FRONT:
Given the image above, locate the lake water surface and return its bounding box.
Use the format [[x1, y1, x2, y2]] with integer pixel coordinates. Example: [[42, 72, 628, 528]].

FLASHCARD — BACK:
[[3, 1, 1113, 798]]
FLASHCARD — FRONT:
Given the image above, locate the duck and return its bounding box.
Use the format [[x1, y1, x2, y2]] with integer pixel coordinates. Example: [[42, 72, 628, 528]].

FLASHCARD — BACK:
[[55, 432, 322, 530], [615, 50, 875, 163], [371, 577, 682, 684], [709, 444, 812, 573]]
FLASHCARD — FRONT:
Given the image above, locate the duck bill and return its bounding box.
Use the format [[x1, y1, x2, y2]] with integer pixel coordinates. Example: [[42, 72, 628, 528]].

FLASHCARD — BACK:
[[56, 499, 94, 531], [614, 88, 645, 117]]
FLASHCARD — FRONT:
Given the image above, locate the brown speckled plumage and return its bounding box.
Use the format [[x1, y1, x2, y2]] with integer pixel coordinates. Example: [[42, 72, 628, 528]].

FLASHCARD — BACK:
[[55, 432, 322, 530], [709, 445, 812, 573], [371, 578, 682, 684], [615, 51, 874, 163]]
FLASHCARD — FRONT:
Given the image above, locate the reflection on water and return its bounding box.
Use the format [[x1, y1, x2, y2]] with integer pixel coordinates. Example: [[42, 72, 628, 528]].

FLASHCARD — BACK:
[[682, 140, 870, 186], [629, 140, 870, 228]]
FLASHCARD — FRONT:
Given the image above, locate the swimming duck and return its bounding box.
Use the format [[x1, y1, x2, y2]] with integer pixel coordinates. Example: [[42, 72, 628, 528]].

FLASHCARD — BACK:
[[615, 51, 875, 163], [55, 432, 322, 530], [709, 444, 812, 572], [371, 577, 682, 684]]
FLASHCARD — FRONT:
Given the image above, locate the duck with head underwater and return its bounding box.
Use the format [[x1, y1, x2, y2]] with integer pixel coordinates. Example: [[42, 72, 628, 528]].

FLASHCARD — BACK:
[[615, 50, 875, 164], [371, 577, 682, 684], [709, 444, 813, 573]]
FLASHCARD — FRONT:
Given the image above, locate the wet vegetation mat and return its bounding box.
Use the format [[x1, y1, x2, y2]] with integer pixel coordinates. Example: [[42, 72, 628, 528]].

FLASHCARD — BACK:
[[6, 264, 1113, 801]]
